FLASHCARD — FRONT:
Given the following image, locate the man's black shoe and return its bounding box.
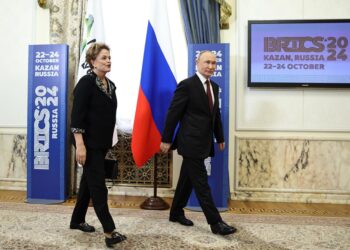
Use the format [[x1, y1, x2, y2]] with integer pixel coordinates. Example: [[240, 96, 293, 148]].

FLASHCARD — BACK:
[[169, 215, 194, 226], [210, 221, 237, 235], [70, 222, 95, 233], [105, 231, 127, 248]]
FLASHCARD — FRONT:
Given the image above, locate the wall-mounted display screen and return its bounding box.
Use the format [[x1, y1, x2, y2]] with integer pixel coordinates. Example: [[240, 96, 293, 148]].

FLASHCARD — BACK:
[[248, 19, 350, 87]]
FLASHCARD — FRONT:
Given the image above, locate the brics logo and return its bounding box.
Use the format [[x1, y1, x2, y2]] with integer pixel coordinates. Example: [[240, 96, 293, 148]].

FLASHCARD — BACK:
[[264, 37, 325, 53]]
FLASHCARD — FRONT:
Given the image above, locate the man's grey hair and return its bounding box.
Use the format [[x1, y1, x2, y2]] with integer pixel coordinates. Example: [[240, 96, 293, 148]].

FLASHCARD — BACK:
[[196, 50, 215, 61]]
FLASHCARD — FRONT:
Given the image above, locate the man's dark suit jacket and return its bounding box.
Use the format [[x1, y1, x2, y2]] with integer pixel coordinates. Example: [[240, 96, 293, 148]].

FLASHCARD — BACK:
[[162, 74, 224, 159], [71, 72, 117, 149]]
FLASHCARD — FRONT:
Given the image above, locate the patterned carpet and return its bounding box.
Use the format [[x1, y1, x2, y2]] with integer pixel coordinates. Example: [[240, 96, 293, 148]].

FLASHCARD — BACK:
[[0, 202, 349, 250]]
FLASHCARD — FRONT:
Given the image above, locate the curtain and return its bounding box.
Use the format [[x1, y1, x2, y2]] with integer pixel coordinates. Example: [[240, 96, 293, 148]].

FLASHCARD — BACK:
[[45, 0, 86, 195], [180, 0, 221, 44], [49, 0, 85, 85]]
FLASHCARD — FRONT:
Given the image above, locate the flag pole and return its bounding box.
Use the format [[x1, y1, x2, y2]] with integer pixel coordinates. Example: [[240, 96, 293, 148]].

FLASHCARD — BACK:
[[140, 154, 169, 210]]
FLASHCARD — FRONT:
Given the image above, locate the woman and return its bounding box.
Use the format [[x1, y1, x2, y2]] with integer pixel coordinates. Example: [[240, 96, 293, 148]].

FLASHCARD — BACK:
[[69, 43, 126, 247]]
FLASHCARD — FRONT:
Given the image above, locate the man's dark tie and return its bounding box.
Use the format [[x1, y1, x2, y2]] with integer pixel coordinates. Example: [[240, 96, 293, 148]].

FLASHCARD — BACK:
[[205, 80, 213, 112]]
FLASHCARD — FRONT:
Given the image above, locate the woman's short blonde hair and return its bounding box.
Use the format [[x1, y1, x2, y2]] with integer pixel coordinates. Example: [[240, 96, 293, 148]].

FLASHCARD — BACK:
[[85, 43, 110, 70]]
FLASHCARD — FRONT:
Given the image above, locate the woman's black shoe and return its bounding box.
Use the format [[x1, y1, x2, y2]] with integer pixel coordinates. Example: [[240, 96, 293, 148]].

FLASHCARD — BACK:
[[105, 231, 127, 247], [70, 222, 95, 232]]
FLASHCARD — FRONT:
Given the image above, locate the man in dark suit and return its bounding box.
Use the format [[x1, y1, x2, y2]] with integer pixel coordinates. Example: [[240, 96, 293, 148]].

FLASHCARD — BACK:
[[160, 50, 236, 235]]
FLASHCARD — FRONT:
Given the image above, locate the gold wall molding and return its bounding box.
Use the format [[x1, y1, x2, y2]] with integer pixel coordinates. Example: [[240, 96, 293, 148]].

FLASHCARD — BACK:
[[215, 0, 232, 29], [37, 0, 53, 9]]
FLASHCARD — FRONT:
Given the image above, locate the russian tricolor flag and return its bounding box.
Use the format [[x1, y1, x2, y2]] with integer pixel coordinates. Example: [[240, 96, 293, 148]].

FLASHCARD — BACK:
[[131, 0, 177, 167]]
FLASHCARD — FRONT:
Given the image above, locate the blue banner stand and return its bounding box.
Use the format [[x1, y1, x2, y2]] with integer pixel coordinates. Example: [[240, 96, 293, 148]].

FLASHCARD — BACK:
[[186, 44, 230, 212], [27, 44, 69, 204]]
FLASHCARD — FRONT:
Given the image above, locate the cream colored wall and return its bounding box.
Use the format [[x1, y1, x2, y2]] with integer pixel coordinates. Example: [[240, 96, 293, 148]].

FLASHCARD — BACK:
[[0, 0, 47, 188], [220, 0, 236, 195], [230, 0, 350, 203], [0, 1, 49, 130], [34, 2, 50, 44], [236, 0, 350, 132]]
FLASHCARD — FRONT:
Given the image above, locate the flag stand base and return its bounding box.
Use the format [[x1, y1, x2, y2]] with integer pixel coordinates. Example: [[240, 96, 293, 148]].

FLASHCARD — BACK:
[[140, 196, 169, 210]]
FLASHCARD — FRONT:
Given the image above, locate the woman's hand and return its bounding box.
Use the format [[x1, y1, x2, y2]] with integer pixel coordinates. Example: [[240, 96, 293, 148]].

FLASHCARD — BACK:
[[76, 144, 86, 166], [73, 133, 86, 166], [218, 142, 225, 151]]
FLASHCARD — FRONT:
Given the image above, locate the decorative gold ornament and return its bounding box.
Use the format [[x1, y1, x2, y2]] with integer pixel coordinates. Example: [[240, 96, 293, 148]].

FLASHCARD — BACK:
[[38, 0, 47, 9], [215, 0, 232, 29]]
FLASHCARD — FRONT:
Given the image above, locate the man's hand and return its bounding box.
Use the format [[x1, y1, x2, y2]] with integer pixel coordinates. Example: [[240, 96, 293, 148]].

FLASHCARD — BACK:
[[160, 142, 171, 153]]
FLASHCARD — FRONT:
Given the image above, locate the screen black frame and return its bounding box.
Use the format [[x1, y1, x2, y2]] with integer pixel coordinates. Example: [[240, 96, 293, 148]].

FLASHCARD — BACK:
[[248, 19, 350, 88]]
